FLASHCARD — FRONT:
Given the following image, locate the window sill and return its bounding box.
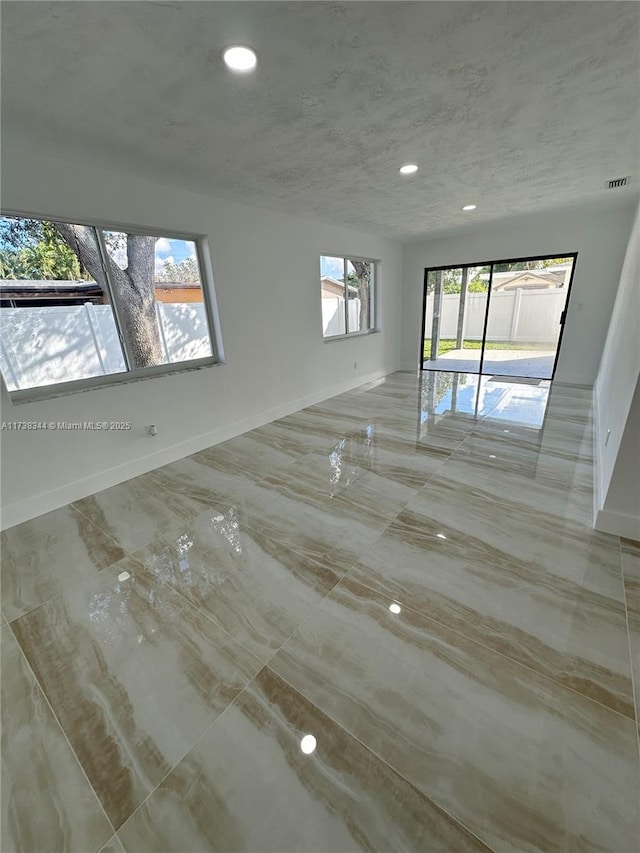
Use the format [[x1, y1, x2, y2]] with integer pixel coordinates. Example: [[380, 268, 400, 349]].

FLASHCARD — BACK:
[[7, 357, 224, 406], [323, 329, 381, 344]]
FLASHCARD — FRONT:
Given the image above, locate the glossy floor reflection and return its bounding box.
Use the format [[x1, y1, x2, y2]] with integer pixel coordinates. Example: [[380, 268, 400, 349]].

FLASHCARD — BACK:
[[1, 371, 638, 852]]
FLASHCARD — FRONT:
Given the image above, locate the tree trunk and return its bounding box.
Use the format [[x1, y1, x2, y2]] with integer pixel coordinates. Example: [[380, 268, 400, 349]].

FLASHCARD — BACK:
[[52, 224, 163, 368], [456, 267, 469, 348], [351, 261, 371, 331], [430, 270, 443, 361]]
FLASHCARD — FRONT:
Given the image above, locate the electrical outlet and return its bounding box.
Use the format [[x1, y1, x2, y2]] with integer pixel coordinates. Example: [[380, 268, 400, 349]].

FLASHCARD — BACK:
[[147, 424, 158, 437]]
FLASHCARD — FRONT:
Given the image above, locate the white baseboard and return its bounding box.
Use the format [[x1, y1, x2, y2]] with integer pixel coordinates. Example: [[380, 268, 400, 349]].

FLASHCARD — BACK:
[[1, 363, 400, 530], [592, 384, 603, 530], [552, 379, 594, 389], [594, 508, 640, 540]]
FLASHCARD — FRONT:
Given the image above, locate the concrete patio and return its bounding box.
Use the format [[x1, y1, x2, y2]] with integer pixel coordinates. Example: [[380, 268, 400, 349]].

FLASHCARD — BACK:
[[423, 347, 557, 379]]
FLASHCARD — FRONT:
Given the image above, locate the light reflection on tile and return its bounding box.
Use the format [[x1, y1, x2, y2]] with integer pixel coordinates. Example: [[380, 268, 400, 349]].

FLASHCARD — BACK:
[[267, 411, 370, 456], [449, 430, 594, 523], [72, 466, 229, 553], [419, 372, 494, 420], [327, 424, 452, 490], [234, 460, 403, 574], [270, 578, 640, 853], [117, 667, 492, 853], [11, 557, 262, 829], [1, 505, 125, 621], [416, 457, 620, 592], [1, 625, 113, 853], [259, 448, 419, 517], [481, 379, 551, 429], [350, 506, 634, 716], [134, 508, 343, 662]]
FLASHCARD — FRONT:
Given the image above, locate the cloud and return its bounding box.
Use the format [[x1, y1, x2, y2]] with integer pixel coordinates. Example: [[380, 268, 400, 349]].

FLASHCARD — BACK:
[[321, 256, 344, 279], [155, 237, 172, 256]]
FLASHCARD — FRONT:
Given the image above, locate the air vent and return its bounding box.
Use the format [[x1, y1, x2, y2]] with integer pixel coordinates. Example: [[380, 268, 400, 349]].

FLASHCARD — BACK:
[[607, 176, 630, 189]]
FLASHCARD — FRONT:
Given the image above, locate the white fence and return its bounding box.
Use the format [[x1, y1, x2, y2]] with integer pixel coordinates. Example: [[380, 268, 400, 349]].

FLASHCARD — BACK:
[[323, 296, 362, 336], [425, 287, 566, 344], [0, 302, 211, 391]]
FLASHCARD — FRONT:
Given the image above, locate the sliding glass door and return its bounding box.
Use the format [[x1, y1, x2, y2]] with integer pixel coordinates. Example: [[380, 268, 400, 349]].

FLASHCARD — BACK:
[[421, 254, 577, 380], [422, 266, 487, 374]]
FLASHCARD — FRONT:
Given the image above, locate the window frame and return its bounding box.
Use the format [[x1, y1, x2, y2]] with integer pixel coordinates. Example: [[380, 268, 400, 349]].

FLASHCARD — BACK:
[[419, 251, 578, 380], [320, 253, 379, 341], [0, 208, 225, 404]]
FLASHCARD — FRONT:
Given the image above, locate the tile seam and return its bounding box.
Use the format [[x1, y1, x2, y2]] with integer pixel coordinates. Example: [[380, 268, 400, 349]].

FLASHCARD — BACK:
[[338, 572, 637, 725], [265, 663, 499, 853], [5, 621, 117, 849]]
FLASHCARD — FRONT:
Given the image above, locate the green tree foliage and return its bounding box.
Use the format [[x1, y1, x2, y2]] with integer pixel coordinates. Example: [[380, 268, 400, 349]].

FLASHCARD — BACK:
[[442, 269, 461, 294], [487, 257, 572, 273], [1, 216, 164, 368], [427, 257, 571, 296], [156, 257, 199, 283], [0, 219, 86, 280], [428, 269, 488, 295]]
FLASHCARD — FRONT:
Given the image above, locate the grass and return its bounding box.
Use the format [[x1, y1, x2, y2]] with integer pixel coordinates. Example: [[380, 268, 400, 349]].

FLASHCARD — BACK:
[[423, 339, 553, 359]]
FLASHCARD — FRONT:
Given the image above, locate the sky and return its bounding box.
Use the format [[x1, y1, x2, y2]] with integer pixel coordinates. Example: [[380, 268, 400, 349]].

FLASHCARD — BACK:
[[105, 232, 197, 277], [154, 237, 196, 272], [320, 255, 345, 279]]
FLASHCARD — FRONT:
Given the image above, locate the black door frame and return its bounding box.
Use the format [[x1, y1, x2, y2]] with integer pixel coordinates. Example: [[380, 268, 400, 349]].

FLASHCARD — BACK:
[[419, 252, 579, 380]]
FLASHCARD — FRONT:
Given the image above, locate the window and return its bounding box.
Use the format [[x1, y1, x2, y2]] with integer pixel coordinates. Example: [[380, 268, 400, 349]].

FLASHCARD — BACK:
[[320, 255, 376, 339], [0, 214, 222, 400]]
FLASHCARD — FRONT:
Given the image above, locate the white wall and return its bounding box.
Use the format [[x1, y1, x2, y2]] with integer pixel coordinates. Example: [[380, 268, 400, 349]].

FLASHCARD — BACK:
[[0, 147, 403, 528], [401, 198, 638, 384], [593, 201, 640, 539], [596, 378, 640, 539]]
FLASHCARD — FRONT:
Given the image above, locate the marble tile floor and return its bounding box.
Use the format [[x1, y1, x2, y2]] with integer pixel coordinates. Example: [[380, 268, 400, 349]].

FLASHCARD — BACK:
[[1, 370, 639, 853]]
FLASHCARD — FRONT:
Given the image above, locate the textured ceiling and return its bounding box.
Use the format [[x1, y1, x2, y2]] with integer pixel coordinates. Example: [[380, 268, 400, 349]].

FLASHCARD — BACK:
[[2, 1, 639, 241]]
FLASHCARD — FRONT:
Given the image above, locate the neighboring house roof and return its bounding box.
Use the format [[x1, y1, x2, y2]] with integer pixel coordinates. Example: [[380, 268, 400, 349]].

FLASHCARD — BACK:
[[0, 279, 100, 291], [0, 279, 104, 302], [321, 276, 358, 297], [0, 278, 200, 296], [493, 272, 562, 290], [155, 281, 201, 289], [481, 266, 571, 290]]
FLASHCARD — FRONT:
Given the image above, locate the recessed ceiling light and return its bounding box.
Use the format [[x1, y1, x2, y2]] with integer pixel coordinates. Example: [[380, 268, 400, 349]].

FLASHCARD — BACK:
[[462, 204, 477, 211], [223, 45, 258, 72], [300, 734, 317, 754], [389, 602, 402, 614], [399, 164, 419, 175], [436, 533, 447, 540]]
